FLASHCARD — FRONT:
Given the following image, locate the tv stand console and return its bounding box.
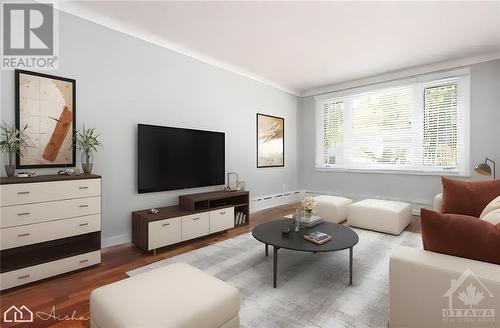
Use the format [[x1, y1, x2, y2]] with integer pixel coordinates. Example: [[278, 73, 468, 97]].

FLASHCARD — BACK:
[[132, 190, 249, 255]]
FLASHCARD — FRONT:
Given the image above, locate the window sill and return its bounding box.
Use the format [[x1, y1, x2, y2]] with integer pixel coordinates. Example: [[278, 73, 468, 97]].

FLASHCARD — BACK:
[[314, 167, 471, 177]]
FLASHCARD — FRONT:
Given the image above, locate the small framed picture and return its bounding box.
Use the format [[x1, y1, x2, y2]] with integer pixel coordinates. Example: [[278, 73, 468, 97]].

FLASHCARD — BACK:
[[257, 113, 284, 168], [15, 69, 76, 168]]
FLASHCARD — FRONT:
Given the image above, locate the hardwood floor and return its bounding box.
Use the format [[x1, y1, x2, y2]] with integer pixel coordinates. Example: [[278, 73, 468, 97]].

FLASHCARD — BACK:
[[0, 203, 421, 328]]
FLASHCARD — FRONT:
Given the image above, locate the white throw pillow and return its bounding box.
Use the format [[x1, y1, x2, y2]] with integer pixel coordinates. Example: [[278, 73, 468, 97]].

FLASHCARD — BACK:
[[483, 209, 500, 225], [479, 196, 500, 219]]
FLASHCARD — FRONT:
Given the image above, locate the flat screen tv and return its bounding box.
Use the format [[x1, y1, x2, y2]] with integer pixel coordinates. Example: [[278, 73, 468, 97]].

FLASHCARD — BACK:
[[138, 124, 225, 193]]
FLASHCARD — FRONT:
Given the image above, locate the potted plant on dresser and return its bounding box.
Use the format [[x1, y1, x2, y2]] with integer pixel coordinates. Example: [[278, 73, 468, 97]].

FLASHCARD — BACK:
[[75, 125, 102, 174], [0, 122, 31, 177]]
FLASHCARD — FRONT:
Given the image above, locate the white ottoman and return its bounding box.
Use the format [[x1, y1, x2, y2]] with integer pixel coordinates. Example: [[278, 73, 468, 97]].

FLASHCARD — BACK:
[[90, 263, 240, 328], [348, 199, 412, 235], [314, 195, 353, 223]]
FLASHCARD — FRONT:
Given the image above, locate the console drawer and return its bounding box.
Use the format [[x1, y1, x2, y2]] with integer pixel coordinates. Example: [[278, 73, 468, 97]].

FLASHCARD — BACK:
[[148, 217, 182, 250], [0, 250, 101, 290], [1, 214, 101, 250], [181, 212, 209, 241], [0, 197, 101, 228], [0, 179, 101, 206], [209, 207, 234, 233]]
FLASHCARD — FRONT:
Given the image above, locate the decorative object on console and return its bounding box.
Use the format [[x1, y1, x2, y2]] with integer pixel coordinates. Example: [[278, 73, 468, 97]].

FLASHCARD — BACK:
[[474, 157, 496, 179], [441, 177, 500, 217], [0, 122, 32, 177], [15, 70, 76, 168], [226, 172, 239, 191], [420, 208, 500, 265], [257, 113, 284, 168], [75, 125, 103, 174], [302, 196, 317, 218]]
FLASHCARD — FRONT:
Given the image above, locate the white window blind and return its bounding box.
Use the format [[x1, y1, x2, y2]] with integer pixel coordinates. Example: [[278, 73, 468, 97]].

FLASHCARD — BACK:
[[322, 100, 344, 165], [423, 84, 459, 168], [316, 71, 469, 175]]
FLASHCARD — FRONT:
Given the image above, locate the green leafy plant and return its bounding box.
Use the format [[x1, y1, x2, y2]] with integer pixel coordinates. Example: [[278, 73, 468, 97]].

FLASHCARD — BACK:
[[74, 126, 103, 153], [0, 121, 32, 154]]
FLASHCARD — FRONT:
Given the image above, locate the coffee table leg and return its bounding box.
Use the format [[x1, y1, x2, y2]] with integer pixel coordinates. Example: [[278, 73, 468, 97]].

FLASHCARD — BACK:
[[265, 243, 268, 257], [349, 247, 353, 285], [273, 246, 278, 288]]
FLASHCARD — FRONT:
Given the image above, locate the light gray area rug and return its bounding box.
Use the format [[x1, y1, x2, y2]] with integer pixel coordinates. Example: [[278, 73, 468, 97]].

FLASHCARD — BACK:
[[128, 228, 421, 328]]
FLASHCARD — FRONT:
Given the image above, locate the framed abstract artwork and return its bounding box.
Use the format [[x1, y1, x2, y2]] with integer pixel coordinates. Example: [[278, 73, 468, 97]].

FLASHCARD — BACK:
[[257, 113, 284, 168], [15, 69, 76, 168]]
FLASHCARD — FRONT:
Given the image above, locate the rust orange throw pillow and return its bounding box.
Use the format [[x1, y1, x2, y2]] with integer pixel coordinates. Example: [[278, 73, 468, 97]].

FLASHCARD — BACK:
[[420, 208, 500, 265], [441, 177, 500, 217]]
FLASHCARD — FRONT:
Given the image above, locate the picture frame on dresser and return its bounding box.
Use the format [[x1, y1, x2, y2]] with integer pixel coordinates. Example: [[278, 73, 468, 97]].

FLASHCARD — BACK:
[[15, 69, 76, 169]]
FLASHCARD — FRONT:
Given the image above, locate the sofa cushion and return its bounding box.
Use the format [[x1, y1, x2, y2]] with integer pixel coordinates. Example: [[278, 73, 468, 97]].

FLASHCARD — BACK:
[[420, 208, 500, 265], [441, 177, 500, 217], [480, 196, 500, 219], [483, 209, 500, 225]]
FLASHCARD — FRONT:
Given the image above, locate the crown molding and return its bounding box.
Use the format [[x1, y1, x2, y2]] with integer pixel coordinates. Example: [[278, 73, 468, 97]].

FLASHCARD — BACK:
[[301, 51, 500, 97], [51, 1, 301, 96]]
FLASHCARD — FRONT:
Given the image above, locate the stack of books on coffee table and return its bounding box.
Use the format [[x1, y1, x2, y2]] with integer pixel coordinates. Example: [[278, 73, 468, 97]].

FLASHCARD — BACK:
[[298, 215, 323, 227], [304, 231, 332, 245]]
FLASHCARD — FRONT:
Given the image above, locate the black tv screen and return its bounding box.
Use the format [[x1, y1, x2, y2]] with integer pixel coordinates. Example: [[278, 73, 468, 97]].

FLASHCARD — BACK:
[[138, 124, 225, 193]]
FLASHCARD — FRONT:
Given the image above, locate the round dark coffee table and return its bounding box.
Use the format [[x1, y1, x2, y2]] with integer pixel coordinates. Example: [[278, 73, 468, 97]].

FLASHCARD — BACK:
[[252, 219, 359, 288]]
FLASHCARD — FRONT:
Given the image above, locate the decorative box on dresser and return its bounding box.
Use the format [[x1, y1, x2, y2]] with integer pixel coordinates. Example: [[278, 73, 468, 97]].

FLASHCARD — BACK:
[[0, 174, 102, 291], [133, 190, 249, 255]]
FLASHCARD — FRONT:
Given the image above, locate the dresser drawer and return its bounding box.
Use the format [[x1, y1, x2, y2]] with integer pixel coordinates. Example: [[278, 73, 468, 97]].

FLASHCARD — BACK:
[[181, 212, 209, 241], [148, 217, 182, 250], [209, 207, 234, 233], [0, 197, 101, 228], [0, 250, 100, 290], [1, 214, 101, 250], [0, 179, 101, 206]]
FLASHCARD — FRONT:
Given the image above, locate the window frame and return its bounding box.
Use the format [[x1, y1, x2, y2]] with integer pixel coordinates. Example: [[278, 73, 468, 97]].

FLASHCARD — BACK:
[[314, 68, 470, 176]]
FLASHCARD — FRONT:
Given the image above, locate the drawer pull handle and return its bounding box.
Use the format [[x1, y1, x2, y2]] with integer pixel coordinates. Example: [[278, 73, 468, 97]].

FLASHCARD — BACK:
[[79, 186, 89, 190], [192, 217, 200, 221], [161, 223, 170, 227], [79, 259, 89, 263], [18, 233, 30, 237], [18, 275, 30, 279], [17, 212, 30, 216], [17, 191, 30, 195], [79, 223, 89, 227], [79, 205, 89, 208], [220, 211, 226, 215]]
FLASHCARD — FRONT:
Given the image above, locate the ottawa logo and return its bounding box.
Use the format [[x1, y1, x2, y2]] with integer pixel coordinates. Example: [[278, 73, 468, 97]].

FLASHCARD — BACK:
[[442, 268, 495, 324]]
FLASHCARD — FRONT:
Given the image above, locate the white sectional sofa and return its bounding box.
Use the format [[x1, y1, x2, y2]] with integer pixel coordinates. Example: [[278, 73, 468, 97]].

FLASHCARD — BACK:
[[389, 195, 500, 328], [390, 246, 500, 328]]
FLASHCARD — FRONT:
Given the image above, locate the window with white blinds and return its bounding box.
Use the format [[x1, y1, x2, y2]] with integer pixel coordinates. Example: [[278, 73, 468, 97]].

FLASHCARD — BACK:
[[316, 71, 470, 175]]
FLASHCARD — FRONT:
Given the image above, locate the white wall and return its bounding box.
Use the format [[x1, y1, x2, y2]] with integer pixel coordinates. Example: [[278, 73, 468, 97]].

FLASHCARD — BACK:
[[299, 59, 500, 207], [0, 11, 300, 246]]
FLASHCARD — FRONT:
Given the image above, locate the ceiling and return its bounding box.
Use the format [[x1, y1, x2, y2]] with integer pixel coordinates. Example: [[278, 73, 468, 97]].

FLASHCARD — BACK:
[[56, 1, 500, 96]]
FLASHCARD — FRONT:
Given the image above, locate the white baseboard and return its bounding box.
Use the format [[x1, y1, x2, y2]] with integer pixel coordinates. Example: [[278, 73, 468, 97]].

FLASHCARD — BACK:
[[102, 233, 131, 248], [251, 190, 305, 213]]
